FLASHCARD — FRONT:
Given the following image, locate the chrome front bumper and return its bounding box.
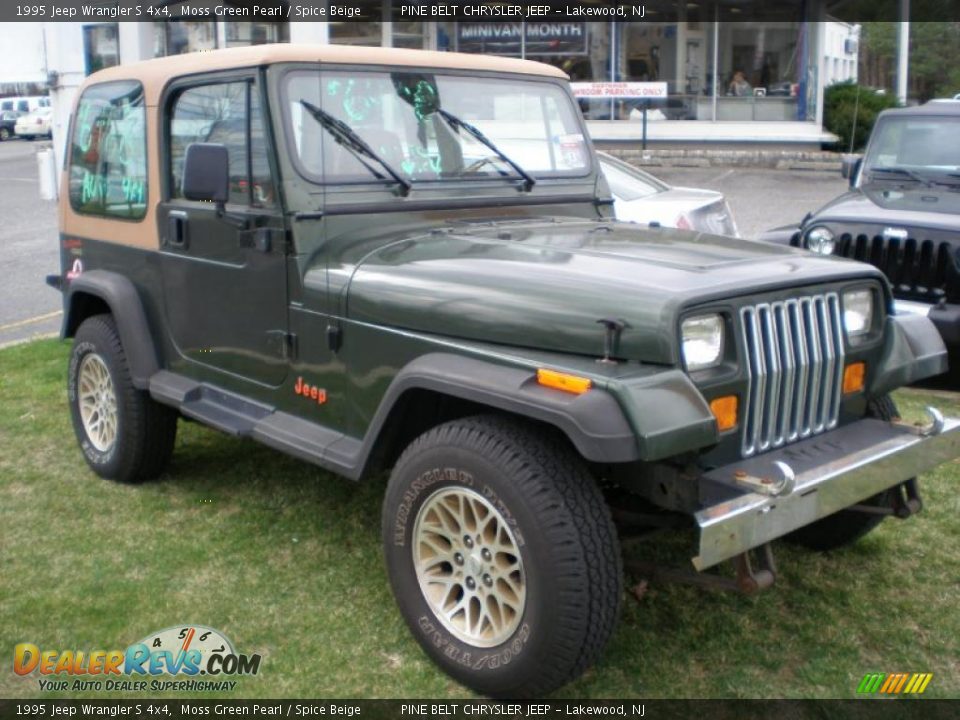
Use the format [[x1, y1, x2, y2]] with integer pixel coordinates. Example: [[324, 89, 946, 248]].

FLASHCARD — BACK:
[[693, 410, 960, 571]]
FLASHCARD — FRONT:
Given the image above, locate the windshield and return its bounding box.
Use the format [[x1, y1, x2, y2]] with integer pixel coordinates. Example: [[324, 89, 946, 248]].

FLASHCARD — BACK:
[[863, 116, 960, 179], [283, 70, 590, 185]]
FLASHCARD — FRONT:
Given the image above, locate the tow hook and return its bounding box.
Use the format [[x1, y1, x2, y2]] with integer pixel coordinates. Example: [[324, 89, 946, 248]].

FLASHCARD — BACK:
[[892, 406, 945, 437], [732, 460, 796, 497]]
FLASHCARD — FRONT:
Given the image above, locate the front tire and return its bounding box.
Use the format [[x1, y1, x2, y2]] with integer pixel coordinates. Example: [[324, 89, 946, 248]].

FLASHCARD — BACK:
[[382, 416, 622, 698], [785, 395, 901, 551], [68, 314, 177, 483], [0, 128, 9, 141]]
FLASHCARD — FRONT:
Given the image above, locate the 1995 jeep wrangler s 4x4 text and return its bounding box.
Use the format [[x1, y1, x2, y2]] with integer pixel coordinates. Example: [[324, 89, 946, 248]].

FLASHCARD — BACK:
[[50, 45, 960, 697]]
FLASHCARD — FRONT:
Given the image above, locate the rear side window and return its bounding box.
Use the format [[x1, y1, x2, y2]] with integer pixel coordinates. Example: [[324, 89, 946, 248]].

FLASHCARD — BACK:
[[69, 81, 148, 219]]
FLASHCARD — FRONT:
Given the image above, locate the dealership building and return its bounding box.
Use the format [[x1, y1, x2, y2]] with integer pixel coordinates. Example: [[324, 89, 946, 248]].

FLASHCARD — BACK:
[[26, 1, 861, 172]]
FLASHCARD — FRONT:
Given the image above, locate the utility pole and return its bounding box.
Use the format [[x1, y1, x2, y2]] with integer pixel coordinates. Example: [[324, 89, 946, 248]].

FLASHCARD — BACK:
[[896, 0, 910, 105]]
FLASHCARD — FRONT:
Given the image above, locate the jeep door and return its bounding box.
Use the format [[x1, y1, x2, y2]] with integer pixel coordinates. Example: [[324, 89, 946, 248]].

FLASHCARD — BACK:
[[157, 73, 289, 388]]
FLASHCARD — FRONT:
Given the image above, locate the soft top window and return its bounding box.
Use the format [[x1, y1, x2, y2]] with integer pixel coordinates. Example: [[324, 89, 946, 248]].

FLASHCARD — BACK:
[[68, 80, 148, 220]]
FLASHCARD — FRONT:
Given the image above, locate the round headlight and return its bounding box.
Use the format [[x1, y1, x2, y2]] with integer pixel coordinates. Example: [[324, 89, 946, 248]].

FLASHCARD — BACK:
[[681, 314, 725, 371], [805, 226, 836, 255]]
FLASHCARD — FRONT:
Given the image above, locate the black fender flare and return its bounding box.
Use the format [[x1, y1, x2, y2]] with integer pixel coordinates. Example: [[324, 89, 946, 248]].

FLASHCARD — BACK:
[[63, 270, 159, 389], [358, 353, 640, 476]]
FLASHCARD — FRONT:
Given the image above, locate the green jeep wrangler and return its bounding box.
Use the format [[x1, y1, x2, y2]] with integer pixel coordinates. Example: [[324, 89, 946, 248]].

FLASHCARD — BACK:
[[50, 44, 960, 697]]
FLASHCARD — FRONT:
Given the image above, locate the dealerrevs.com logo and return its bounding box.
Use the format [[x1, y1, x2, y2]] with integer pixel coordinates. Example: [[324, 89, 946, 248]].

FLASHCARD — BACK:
[[14, 625, 261, 692]]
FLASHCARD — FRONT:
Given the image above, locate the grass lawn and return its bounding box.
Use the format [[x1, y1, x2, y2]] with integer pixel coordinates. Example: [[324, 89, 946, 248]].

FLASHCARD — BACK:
[[1, 338, 958, 700]]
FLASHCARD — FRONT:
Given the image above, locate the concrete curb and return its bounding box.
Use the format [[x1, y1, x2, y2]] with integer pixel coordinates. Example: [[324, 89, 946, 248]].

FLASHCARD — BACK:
[[598, 146, 843, 171]]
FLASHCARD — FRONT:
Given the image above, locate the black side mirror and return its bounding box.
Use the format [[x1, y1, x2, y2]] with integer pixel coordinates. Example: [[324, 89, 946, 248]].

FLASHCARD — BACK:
[[182, 143, 229, 205], [841, 155, 862, 187]]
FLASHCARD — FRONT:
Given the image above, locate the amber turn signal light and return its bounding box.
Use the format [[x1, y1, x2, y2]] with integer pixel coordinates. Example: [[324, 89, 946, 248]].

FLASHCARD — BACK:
[[843, 362, 866, 394], [710, 395, 738, 432], [536, 368, 592, 395]]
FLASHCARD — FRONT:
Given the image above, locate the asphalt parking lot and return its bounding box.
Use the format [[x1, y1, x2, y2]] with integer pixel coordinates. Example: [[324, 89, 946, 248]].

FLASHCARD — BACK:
[[654, 165, 848, 239], [0, 139, 848, 346], [0, 138, 60, 348]]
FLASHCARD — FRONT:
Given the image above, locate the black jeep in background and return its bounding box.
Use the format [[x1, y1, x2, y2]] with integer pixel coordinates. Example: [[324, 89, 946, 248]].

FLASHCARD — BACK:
[[759, 101, 960, 383]]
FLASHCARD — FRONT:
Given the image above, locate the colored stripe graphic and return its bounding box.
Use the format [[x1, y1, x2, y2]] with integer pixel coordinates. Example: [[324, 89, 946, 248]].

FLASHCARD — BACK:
[[858, 672, 933, 694], [857, 673, 885, 693]]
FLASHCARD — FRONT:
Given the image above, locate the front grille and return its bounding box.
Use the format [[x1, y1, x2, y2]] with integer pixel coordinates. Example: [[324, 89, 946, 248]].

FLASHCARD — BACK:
[[836, 233, 951, 302], [740, 293, 845, 457]]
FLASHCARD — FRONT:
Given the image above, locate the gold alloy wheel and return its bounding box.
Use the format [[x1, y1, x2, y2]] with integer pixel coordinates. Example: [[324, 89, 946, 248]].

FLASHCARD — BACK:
[[413, 487, 526, 648], [77, 353, 118, 452]]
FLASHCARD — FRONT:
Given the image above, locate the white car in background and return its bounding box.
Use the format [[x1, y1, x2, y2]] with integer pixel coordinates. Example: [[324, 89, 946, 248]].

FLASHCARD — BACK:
[[599, 152, 739, 237], [15, 108, 52, 140]]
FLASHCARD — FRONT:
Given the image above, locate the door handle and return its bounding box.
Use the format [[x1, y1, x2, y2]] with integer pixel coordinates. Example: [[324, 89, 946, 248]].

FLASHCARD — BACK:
[[167, 211, 189, 249]]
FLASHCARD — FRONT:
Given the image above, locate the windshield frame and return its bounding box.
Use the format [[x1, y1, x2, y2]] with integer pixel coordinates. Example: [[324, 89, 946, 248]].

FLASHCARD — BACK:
[[278, 63, 595, 190]]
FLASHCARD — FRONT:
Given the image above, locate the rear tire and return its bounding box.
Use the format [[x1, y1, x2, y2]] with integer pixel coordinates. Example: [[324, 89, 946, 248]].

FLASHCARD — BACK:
[[0, 128, 9, 141], [68, 314, 177, 483], [785, 395, 901, 551], [382, 415, 622, 698]]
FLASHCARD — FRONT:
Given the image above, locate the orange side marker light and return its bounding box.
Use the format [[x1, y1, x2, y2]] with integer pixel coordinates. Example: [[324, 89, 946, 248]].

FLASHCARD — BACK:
[[536, 369, 592, 395], [710, 395, 738, 432], [843, 362, 866, 395]]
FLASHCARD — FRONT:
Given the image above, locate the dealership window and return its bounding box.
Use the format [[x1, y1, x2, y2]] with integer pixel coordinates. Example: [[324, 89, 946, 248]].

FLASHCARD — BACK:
[[69, 81, 147, 219], [225, 21, 289, 47], [330, 0, 382, 45], [716, 22, 809, 121], [390, 20, 428, 49], [432, 11, 818, 124], [83, 24, 120, 75], [157, 20, 217, 56]]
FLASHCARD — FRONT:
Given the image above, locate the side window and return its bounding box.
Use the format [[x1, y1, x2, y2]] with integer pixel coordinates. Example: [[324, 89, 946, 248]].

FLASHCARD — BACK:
[[68, 81, 148, 219], [170, 81, 274, 208]]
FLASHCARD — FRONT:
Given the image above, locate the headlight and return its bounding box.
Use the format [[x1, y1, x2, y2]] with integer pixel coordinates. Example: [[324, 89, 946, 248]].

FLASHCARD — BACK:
[[843, 289, 874, 338], [805, 226, 836, 255], [682, 314, 724, 371]]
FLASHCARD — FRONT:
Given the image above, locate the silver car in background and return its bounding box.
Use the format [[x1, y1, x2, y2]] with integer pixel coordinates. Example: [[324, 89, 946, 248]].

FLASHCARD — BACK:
[[599, 152, 739, 236]]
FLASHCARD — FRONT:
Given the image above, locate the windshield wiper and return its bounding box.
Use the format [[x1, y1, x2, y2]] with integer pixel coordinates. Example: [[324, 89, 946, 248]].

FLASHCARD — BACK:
[[869, 166, 935, 187], [436, 109, 536, 191], [299, 100, 411, 196]]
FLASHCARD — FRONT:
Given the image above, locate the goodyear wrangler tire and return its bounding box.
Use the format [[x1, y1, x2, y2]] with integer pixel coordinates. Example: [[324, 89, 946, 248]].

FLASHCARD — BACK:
[[68, 314, 177, 483], [786, 395, 900, 551], [382, 415, 622, 698]]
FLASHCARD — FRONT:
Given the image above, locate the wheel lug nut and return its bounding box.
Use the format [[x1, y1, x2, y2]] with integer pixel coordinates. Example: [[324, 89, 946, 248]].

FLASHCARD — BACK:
[[464, 536, 473, 548], [466, 577, 476, 590], [483, 574, 493, 587], [481, 549, 492, 561], [454, 553, 464, 565]]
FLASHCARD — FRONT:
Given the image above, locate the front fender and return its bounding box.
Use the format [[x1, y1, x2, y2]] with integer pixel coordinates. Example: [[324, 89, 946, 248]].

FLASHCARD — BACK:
[[871, 314, 949, 394], [360, 353, 719, 475], [63, 270, 159, 389], [756, 225, 800, 246], [361, 354, 638, 469]]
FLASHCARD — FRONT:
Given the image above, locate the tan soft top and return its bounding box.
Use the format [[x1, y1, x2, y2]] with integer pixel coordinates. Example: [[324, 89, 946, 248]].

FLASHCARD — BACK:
[[82, 43, 569, 105]]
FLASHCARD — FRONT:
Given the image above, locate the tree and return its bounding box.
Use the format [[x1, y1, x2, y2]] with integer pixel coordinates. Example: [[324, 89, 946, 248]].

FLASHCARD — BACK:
[[859, 21, 960, 101]]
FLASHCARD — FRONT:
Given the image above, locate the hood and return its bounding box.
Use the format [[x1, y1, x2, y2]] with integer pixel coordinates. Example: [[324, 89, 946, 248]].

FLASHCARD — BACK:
[[813, 184, 960, 231], [344, 219, 885, 365]]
